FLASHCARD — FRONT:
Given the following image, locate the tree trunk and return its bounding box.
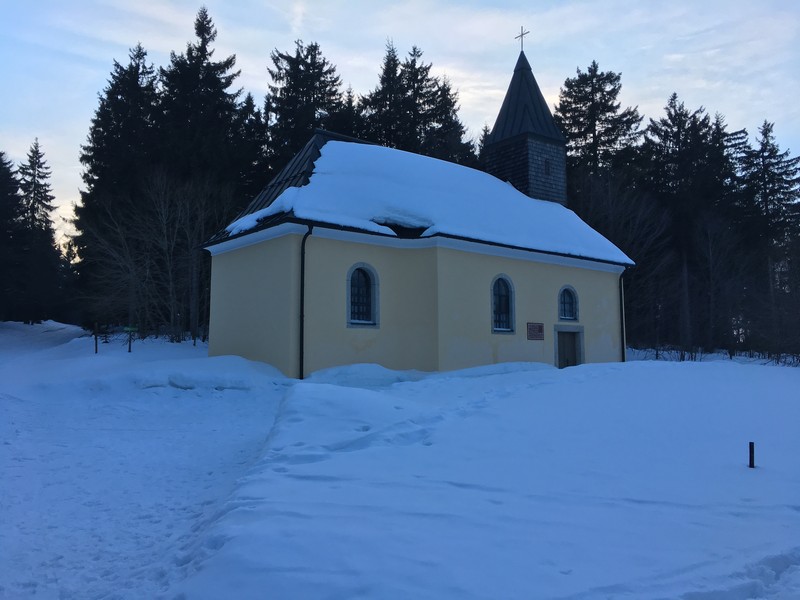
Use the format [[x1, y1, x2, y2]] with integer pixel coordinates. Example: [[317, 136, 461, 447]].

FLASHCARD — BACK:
[[679, 253, 692, 359], [189, 246, 200, 344]]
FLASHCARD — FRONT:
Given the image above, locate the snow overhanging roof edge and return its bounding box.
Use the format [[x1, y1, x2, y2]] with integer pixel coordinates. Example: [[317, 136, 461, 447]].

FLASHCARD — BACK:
[[205, 213, 634, 269]]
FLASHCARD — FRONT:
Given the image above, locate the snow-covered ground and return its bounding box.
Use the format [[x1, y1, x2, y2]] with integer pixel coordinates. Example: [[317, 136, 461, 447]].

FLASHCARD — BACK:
[[2, 322, 799, 599]]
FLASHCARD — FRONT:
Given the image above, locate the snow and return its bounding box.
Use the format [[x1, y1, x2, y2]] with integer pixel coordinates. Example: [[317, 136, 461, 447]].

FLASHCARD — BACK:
[[225, 141, 633, 266], [3, 322, 800, 599]]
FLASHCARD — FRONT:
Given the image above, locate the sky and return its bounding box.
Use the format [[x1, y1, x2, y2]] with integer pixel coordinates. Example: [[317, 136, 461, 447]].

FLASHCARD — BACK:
[[2, 0, 799, 243]]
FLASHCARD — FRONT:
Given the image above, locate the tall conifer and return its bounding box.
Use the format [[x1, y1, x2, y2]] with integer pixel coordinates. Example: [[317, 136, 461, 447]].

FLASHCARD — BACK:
[[739, 121, 800, 354], [16, 140, 61, 322], [18, 139, 55, 231], [554, 61, 641, 175], [422, 77, 475, 165], [267, 40, 343, 168], [362, 43, 476, 163], [74, 43, 158, 326], [0, 152, 25, 320], [360, 42, 404, 148]]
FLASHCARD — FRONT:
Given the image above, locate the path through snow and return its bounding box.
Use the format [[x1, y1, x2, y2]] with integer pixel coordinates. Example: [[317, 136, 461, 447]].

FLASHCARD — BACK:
[[0, 323, 286, 599]]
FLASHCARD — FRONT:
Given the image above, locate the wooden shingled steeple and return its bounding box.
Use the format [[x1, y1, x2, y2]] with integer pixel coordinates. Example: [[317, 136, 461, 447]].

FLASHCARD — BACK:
[[483, 51, 567, 206]]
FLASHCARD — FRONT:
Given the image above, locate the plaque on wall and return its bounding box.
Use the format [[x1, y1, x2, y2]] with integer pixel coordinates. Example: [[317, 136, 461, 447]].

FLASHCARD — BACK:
[[527, 322, 544, 341]]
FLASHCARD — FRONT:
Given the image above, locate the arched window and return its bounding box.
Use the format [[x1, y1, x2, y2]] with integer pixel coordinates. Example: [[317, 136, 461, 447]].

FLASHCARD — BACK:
[[559, 287, 578, 321], [492, 276, 514, 332], [348, 264, 378, 326]]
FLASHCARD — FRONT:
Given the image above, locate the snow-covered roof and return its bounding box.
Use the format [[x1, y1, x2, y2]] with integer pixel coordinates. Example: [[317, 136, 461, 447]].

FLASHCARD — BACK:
[[219, 136, 633, 266]]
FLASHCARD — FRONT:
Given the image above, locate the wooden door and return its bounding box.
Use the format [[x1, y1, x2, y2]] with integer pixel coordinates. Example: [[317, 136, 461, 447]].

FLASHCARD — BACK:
[[557, 331, 579, 368]]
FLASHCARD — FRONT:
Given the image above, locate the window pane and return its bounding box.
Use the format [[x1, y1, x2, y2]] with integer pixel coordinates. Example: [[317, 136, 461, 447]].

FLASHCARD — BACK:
[[560, 289, 576, 320], [493, 278, 511, 330], [350, 268, 372, 322]]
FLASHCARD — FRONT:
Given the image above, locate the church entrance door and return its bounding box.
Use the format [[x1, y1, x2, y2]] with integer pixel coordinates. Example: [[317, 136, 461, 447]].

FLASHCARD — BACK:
[[557, 331, 579, 368]]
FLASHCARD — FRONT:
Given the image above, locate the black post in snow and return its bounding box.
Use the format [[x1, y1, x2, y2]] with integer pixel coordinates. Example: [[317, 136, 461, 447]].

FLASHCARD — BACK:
[[748, 442, 755, 469]]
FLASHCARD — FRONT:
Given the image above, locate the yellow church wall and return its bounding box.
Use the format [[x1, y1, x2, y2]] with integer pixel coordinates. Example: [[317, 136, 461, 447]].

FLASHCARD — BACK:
[[208, 229, 624, 378], [302, 234, 439, 375], [434, 246, 623, 371], [208, 234, 301, 376]]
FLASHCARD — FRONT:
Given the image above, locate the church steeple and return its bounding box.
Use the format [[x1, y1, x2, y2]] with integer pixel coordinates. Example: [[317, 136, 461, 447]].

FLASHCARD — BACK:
[[483, 51, 567, 206]]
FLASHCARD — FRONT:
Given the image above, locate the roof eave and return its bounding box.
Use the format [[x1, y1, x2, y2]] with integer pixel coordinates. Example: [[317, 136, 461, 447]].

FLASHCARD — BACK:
[[205, 213, 634, 269]]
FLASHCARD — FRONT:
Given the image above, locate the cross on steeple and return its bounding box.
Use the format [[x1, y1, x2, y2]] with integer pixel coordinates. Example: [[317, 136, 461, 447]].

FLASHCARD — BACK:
[[515, 26, 530, 51]]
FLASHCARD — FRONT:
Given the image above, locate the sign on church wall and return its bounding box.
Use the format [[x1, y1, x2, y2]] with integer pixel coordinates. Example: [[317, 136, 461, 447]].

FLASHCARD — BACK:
[[527, 322, 544, 341]]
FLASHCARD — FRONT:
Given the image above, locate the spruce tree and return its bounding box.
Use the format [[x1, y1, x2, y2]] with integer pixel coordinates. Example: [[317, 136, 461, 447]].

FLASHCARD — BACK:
[[16, 140, 61, 323], [422, 77, 476, 166], [639, 95, 751, 354], [159, 7, 241, 183], [360, 41, 404, 148], [362, 43, 475, 163], [18, 139, 55, 231], [552, 62, 675, 351], [234, 92, 271, 201], [397, 46, 437, 153], [554, 61, 642, 175], [553, 60, 643, 235], [75, 8, 255, 337], [0, 152, 25, 320], [742, 121, 800, 248], [80, 44, 158, 202], [74, 44, 159, 326], [267, 40, 342, 168], [739, 121, 800, 355], [326, 86, 364, 139], [156, 7, 246, 339], [476, 124, 491, 163]]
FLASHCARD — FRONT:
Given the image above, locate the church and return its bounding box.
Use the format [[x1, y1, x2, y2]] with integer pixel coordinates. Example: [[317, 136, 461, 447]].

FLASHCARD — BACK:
[[203, 51, 633, 378]]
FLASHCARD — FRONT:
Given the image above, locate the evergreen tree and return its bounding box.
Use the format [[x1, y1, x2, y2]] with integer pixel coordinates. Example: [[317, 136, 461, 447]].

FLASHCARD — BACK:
[[397, 46, 437, 153], [233, 92, 271, 201], [18, 139, 55, 231], [0, 151, 25, 320], [785, 202, 800, 354], [80, 44, 158, 203], [553, 59, 643, 232], [422, 77, 476, 165], [156, 7, 247, 339], [554, 60, 642, 175], [16, 140, 61, 323], [553, 61, 643, 221], [159, 7, 241, 183], [360, 41, 404, 148], [739, 121, 800, 355], [74, 8, 255, 338], [641, 95, 707, 352], [362, 43, 476, 164], [73, 43, 159, 325], [638, 94, 750, 354], [476, 124, 491, 163], [326, 86, 364, 139], [742, 121, 800, 249], [267, 40, 342, 168], [693, 116, 752, 353], [552, 62, 669, 351]]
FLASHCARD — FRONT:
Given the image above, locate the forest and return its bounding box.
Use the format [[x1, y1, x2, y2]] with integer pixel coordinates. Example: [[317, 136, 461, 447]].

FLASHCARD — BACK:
[[1, 8, 798, 360]]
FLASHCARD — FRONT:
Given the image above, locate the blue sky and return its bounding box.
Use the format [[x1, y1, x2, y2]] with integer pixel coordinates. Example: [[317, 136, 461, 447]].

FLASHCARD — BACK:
[[2, 0, 798, 240]]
